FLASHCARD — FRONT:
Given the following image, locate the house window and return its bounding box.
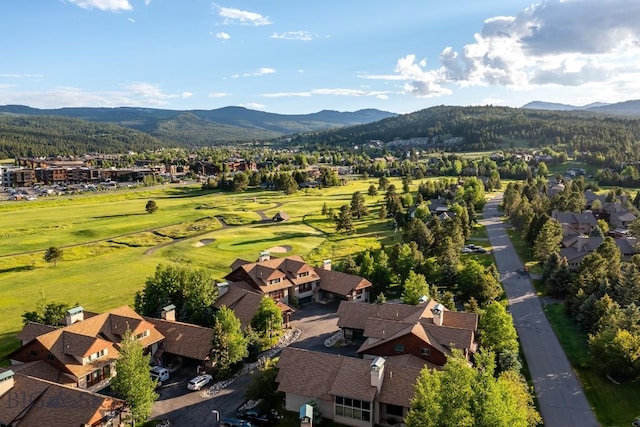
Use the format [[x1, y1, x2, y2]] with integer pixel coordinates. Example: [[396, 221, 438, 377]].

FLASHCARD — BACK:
[[335, 396, 371, 422], [298, 282, 312, 293], [135, 330, 150, 340], [421, 347, 430, 357], [386, 403, 404, 417], [268, 278, 282, 285], [30, 350, 38, 357], [88, 348, 107, 362], [298, 271, 309, 278], [86, 365, 111, 387], [394, 343, 405, 353]]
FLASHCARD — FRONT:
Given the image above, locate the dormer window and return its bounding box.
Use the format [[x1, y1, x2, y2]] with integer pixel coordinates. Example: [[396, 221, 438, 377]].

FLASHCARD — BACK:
[[88, 348, 107, 362], [298, 271, 309, 278], [268, 278, 282, 285], [135, 330, 150, 340]]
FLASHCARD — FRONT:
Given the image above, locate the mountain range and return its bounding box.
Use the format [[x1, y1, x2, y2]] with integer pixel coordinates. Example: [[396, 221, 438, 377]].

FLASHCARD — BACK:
[[522, 99, 640, 115], [0, 105, 397, 145]]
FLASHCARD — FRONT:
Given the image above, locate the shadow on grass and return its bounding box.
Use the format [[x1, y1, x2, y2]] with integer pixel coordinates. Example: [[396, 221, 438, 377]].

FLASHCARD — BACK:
[[230, 232, 321, 247], [0, 265, 35, 274], [92, 213, 146, 219]]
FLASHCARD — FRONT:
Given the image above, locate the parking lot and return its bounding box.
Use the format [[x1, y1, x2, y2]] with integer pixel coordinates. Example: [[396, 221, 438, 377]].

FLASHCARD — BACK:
[[149, 301, 350, 425]]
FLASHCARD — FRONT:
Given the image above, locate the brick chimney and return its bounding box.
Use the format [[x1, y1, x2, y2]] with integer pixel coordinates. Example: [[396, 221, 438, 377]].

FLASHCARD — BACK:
[[161, 304, 176, 322], [0, 370, 15, 398], [65, 306, 84, 325], [322, 259, 332, 271]]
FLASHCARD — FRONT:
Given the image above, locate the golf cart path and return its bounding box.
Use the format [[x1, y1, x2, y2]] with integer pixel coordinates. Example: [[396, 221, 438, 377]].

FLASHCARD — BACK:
[[482, 194, 599, 427]]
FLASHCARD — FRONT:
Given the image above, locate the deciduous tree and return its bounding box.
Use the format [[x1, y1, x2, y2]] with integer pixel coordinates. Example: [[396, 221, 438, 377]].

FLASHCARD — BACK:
[[111, 330, 158, 425], [211, 306, 249, 377], [145, 200, 158, 214]]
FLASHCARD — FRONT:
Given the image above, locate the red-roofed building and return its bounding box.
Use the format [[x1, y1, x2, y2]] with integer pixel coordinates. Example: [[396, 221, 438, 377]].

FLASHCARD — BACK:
[[225, 253, 371, 307]]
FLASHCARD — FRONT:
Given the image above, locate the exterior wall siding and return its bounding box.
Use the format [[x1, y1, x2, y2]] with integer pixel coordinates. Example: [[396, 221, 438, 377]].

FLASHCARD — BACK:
[[361, 334, 447, 366], [284, 393, 333, 421]]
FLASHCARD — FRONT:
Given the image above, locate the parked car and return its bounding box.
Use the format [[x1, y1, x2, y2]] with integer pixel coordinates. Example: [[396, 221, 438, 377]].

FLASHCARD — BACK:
[[187, 374, 213, 391], [218, 417, 253, 427], [150, 366, 170, 383], [237, 408, 281, 426]]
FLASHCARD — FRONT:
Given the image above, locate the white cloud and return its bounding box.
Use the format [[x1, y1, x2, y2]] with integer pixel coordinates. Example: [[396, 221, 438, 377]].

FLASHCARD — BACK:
[[128, 17, 135, 23], [271, 31, 314, 41], [0, 73, 44, 79], [214, 32, 231, 40], [261, 88, 392, 98], [373, 0, 640, 100], [0, 83, 191, 108], [232, 68, 276, 78], [216, 6, 271, 26], [181, 92, 193, 98], [67, 0, 133, 12], [208, 92, 230, 98], [242, 102, 265, 110]]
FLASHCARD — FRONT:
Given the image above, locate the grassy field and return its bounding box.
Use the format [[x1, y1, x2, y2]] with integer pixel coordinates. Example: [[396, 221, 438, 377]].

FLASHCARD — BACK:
[[0, 179, 404, 361], [545, 304, 640, 426]]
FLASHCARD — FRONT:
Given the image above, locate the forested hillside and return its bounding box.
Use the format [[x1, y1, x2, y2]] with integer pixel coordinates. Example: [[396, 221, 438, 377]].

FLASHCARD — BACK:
[[291, 106, 640, 164], [0, 115, 165, 158], [0, 105, 396, 148]]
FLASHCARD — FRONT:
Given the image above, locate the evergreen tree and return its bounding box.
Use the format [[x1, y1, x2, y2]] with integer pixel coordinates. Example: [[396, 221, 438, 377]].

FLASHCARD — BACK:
[[145, 200, 158, 214], [334, 205, 355, 234], [533, 219, 563, 263], [43, 246, 63, 267], [350, 191, 368, 219], [367, 184, 378, 197], [251, 297, 283, 341]]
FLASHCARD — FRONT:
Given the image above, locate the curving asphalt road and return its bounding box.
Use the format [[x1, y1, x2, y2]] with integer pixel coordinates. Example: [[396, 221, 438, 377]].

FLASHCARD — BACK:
[[482, 194, 599, 427]]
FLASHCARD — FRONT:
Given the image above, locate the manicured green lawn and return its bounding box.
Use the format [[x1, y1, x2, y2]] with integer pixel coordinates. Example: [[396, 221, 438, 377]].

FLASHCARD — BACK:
[[545, 303, 640, 426], [0, 179, 402, 361]]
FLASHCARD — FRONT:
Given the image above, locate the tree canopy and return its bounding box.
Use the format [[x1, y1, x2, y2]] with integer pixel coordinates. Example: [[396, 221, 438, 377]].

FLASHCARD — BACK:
[[110, 329, 158, 425]]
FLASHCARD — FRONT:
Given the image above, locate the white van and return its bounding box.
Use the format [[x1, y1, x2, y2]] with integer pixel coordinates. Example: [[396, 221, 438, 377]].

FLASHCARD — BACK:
[[150, 366, 170, 382]]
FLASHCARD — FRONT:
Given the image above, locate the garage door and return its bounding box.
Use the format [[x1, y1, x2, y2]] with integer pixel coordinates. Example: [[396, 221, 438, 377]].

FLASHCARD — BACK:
[[298, 296, 313, 306]]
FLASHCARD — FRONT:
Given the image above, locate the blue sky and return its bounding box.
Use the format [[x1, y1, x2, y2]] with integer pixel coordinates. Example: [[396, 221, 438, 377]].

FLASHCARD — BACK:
[[2, 0, 640, 114]]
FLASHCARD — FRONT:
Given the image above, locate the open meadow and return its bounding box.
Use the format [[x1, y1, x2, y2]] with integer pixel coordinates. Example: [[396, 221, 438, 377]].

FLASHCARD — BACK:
[[0, 179, 403, 360]]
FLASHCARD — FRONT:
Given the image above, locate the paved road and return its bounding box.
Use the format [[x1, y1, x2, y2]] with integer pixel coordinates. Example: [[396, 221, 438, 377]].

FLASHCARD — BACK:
[[149, 302, 344, 425], [482, 194, 599, 427]]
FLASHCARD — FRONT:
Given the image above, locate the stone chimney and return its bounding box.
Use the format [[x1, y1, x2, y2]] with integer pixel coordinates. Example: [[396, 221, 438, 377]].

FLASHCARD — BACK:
[[431, 303, 444, 326], [65, 306, 84, 326], [370, 356, 385, 392], [0, 370, 15, 398], [322, 259, 332, 271], [216, 281, 230, 297], [259, 251, 271, 262], [161, 304, 176, 322]]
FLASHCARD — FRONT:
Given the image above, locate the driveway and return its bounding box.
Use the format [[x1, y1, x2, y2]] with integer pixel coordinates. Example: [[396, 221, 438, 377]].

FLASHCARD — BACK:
[[482, 194, 599, 427], [149, 302, 348, 425]]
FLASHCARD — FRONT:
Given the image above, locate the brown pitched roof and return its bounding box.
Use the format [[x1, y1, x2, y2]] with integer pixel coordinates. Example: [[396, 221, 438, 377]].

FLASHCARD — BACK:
[[9, 361, 76, 386], [377, 364, 423, 408], [214, 285, 264, 329], [315, 268, 372, 297], [339, 300, 478, 357], [17, 322, 58, 344], [329, 357, 377, 402], [10, 306, 163, 380], [276, 348, 422, 408], [276, 347, 343, 402], [337, 301, 430, 331], [144, 317, 213, 361], [0, 369, 125, 427]]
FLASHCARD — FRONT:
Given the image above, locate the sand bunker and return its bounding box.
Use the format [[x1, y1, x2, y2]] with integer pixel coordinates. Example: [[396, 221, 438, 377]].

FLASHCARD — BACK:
[[195, 239, 215, 247], [266, 245, 292, 253]]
